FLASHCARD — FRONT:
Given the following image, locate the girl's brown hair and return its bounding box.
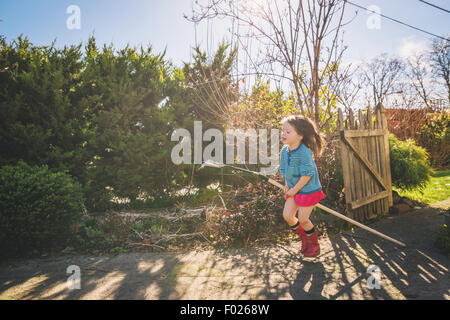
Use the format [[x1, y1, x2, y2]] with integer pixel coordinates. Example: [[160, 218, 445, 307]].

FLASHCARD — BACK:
[[282, 115, 324, 158]]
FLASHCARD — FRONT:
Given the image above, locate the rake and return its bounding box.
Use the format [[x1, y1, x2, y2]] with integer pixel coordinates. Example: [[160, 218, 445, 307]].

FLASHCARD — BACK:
[[199, 159, 406, 247]]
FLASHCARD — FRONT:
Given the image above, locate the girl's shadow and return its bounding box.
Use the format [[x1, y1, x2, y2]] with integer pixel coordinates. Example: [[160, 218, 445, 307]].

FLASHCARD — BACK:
[[289, 260, 328, 300]]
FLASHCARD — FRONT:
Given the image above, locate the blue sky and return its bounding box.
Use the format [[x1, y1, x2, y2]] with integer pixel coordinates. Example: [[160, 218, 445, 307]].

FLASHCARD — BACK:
[[0, 0, 449, 67]]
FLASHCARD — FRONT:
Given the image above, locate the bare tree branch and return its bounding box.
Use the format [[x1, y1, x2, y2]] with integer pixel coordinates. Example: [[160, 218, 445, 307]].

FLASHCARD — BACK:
[[187, 0, 357, 127]]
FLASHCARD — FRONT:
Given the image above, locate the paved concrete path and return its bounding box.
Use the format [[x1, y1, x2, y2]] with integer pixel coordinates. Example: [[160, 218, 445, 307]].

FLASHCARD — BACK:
[[1, 205, 449, 300]]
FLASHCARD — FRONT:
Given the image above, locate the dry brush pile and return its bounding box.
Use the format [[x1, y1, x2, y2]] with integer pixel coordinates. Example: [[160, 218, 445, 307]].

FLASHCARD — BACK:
[[67, 177, 306, 255]]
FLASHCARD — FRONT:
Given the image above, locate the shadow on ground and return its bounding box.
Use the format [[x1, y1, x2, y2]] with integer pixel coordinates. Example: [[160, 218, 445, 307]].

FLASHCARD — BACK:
[[0, 206, 448, 299]]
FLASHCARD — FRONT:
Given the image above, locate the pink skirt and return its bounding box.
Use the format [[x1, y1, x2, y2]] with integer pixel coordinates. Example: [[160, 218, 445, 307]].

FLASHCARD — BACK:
[[285, 189, 326, 207]]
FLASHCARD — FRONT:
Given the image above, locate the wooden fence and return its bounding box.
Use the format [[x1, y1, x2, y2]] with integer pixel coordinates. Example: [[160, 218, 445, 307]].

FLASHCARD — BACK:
[[337, 103, 393, 222]]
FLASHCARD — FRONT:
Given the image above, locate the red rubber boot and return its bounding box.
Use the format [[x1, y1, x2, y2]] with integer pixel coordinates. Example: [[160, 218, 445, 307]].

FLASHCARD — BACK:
[[303, 230, 320, 257], [295, 224, 308, 254]]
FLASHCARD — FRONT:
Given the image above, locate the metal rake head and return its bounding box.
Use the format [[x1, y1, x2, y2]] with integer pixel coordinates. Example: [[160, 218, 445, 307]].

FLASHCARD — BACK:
[[198, 159, 226, 171]]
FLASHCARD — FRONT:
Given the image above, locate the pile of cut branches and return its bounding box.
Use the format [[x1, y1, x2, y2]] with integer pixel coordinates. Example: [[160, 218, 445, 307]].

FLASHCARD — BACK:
[[69, 178, 307, 255], [68, 206, 210, 254], [204, 181, 289, 247]]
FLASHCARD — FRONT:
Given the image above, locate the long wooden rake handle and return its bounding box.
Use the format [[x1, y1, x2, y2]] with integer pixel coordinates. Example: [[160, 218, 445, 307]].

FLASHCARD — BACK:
[[266, 178, 406, 247]]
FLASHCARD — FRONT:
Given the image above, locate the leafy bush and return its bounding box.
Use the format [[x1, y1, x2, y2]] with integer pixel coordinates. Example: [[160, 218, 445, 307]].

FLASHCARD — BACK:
[[1, 36, 230, 213], [416, 111, 449, 169], [389, 134, 433, 190], [0, 161, 85, 258]]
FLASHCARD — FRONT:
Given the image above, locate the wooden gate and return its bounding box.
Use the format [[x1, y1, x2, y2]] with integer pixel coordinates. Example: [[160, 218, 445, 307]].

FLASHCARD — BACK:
[[337, 103, 393, 222]]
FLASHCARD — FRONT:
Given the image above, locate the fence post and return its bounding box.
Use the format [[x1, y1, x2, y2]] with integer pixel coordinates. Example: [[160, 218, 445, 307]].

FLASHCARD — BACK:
[[378, 103, 393, 206]]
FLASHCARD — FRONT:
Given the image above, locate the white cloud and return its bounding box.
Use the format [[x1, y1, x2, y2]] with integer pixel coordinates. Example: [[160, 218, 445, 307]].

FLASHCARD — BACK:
[[341, 57, 364, 68], [397, 36, 429, 61]]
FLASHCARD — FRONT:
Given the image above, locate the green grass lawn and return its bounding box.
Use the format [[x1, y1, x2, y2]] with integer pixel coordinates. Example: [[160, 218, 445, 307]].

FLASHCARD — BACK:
[[393, 169, 450, 204]]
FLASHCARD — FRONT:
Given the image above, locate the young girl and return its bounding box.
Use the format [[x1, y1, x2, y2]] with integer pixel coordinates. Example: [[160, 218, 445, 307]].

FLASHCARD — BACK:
[[279, 115, 326, 257]]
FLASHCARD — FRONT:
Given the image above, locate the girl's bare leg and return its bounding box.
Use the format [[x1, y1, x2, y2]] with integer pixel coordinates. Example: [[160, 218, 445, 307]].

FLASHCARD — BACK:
[[297, 206, 315, 231], [282, 197, 300, 226]]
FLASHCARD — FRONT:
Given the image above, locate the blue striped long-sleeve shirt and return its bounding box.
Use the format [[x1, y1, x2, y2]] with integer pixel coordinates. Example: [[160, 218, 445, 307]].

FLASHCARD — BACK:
[[279, 143, 322, 194]]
